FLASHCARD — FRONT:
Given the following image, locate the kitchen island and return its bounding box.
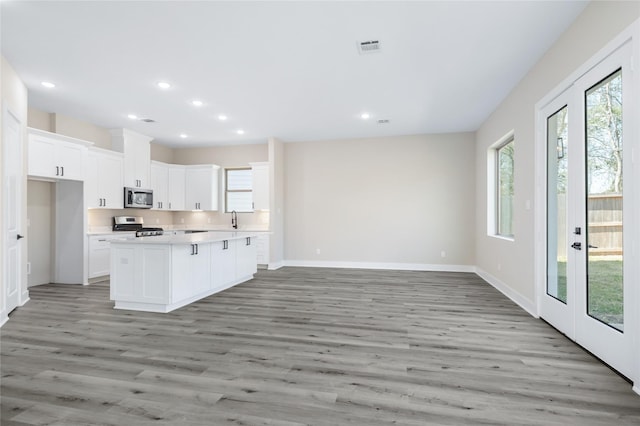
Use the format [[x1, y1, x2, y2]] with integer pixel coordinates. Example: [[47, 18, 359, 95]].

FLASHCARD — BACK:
[[110, 231, 258, 313]]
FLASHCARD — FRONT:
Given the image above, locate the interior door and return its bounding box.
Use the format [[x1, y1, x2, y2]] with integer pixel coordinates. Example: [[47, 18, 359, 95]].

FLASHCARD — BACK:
[[541, 42, 635, 380], [3, 106, 24, 317]]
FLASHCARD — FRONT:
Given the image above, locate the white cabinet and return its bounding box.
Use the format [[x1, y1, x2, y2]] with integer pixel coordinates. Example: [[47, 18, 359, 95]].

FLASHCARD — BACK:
[[111, 245, 171, 306], [185, 164, 220, 211], [87, 149, 124, 209], [255, 233, 270, 266], [110, 235, 258, 312], [250, 162, 269, 211], [150, 161, 169, 210], [28, 129, 91, 181], [110, 128, 152, 188], [88, 233, 133, 278], [167, 165, 186, 210], [237, 236, 258, 278], [211, 239, 237, 290], [151, 162, 186, 210], [171, 243, 211, 301]]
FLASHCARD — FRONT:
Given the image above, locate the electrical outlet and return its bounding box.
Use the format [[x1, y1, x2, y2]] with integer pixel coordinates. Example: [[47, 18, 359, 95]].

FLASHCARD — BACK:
[[316, 248, 321, 255], [156, 218, 160, 224], [441, 251, 446, 258], [207, 217, 211, 224], [180, 218, 185, 224]]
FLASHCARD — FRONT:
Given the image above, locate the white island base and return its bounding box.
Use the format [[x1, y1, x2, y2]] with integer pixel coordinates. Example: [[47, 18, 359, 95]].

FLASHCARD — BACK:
[[110, 232, 257, 313]]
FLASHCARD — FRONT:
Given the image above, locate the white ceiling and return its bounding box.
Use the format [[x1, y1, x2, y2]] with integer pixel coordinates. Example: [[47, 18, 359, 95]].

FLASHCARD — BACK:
[[1, 1, 588, 148]]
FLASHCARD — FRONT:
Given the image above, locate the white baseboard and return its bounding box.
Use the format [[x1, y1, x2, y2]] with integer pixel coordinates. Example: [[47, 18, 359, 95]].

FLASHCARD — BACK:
[[633, 384, 640, 396], [267, 261, 285, 270], [475, 267, 538, 318], [282, 260, 475, 273], [0, 313, 8, 328]]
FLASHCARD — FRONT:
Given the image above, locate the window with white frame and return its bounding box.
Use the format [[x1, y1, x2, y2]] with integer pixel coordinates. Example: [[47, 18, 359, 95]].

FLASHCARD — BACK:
[[225, 168, 253, 213], [488, 133, 515, 238]]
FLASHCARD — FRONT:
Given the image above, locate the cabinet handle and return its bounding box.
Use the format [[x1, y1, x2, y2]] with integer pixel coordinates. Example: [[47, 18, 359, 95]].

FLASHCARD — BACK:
[[56, 166, 60, 176], [223, 240, 228, 250], [195, 244, 199, 255], [246, 237, 251, 246], [191, 244, 195, 255], [61, 166, 64, 176], [103, 198, 106, 207], [169, 202, 171, 209]]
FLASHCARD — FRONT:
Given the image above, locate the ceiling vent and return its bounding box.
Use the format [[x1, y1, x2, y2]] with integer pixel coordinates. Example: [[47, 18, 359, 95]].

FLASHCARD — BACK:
[[140, 118, 156, 123], [357, 39, 381, 55]]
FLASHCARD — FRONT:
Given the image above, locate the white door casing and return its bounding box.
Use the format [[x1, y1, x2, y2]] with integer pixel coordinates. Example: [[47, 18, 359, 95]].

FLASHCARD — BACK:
[[2, 105, 27, 323], [536, 24, 639, 391]]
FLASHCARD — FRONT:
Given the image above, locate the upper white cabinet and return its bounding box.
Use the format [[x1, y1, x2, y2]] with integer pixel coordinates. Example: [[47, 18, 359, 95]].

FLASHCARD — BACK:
[[250, 162, 269, 211], [87, 148, 124, 209], [167, 164, 186, 211], [151, 161, 186, 210], [150, 161, 169, 210], [28, 128, 92, 181], [110, 128, 152, 189], [185, 164, 220, 211]]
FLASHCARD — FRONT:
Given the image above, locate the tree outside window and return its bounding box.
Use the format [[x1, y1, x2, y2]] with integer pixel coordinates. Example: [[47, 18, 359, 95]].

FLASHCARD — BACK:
[[497, 139, 514, 237]]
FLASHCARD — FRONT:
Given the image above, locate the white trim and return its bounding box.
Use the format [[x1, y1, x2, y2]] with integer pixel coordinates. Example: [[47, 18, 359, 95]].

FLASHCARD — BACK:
[[0, 314, 8, 328], [282, 260, 475, 273], [267, 261, 285, 270], [633, 384, 640, 396], [476, 267, 538, 318]]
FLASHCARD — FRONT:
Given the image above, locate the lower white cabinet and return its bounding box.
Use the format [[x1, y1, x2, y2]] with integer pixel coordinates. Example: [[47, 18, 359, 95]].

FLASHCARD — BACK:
[[172, 242, 211, 301], [211, 239, 237, 289], [237, 236, 258, 278], [110, 234, 258, 313], [255, 234, 270, 266], [88, 234, 134, 279]]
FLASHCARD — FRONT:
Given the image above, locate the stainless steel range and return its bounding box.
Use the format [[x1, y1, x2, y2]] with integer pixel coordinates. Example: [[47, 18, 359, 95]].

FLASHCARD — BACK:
[[113, 216, 164, 237]]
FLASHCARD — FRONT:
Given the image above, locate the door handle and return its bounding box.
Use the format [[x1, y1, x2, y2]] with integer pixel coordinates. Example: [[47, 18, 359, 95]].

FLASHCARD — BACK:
[[571, 242, 582, 250], [17, 234, 24, 240]]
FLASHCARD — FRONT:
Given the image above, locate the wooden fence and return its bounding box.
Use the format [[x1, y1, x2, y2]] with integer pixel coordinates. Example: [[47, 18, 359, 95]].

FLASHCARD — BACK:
[[555, 193, 622, 257]]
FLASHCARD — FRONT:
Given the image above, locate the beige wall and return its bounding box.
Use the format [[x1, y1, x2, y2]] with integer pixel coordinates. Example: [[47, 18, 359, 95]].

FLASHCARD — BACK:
[[269, 138, 285, 266], [27, 107, 51, 131], [1, 56, 29, 319], [150, 143, 174, 163], [27, 181, 52, 286], [284, 133, 476, 267], [475, 2, 640, 303], [50, 113, 112, 148]]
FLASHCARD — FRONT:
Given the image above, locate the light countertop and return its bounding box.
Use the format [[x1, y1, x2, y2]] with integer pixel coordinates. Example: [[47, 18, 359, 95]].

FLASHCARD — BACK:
[[110, 231, 260, 245]]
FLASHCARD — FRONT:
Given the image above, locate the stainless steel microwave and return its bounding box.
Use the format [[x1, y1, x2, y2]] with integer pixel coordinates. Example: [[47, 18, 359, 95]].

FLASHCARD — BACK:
[[124, 187, 153, 209]]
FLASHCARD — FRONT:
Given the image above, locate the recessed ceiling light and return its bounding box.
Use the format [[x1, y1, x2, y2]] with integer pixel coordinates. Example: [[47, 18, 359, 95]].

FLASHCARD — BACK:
[[361, 112, 370, 120], [41, 81, 55, 88], [180, 133, 188, 138], [218, 114, 228, 121], [127, 114, 138, 120], [157, 81, 171, 90], [236, 129, 245, 135], [192, 100, 203, 107]]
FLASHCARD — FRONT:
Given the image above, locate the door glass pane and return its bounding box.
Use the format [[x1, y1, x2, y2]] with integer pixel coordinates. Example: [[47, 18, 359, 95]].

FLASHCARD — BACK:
[[585, 70, 623, 332], [547, 106, 568, 303]]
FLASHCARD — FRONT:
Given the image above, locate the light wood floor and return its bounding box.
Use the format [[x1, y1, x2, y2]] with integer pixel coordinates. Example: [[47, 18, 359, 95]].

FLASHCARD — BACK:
[[2, 268, 639, 425]]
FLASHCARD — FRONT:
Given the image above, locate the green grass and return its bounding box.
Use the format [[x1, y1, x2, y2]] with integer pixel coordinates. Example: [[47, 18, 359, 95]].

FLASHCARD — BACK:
[[550, 260, 623, 329]]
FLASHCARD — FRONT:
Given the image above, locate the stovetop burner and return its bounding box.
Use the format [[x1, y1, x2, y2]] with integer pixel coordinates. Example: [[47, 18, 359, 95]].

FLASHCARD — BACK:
[[113, 216, 163, 237]]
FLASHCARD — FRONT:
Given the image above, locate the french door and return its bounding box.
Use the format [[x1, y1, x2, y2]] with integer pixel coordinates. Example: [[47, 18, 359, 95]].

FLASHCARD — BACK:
[[541, 42, 636, 380]]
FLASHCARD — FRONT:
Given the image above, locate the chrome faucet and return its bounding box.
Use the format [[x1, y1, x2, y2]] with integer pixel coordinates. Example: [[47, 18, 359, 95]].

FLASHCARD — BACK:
[[231, 210, 238, 229]]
